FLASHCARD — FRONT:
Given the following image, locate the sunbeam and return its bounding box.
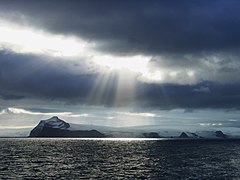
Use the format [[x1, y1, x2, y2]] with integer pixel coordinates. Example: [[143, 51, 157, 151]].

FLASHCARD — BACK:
[[87, 73, 118, 106], [86, 70, 138, 107]]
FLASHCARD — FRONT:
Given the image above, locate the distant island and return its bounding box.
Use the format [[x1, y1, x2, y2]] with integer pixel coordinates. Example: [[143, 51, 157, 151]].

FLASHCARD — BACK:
[[29, 116, 230, 139], [29, 116, 105, 138]]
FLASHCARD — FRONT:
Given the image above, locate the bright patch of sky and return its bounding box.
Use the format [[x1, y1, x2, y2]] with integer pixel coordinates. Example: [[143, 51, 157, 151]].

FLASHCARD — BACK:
[[0, 106, 240, 130], [0, 19, 198, 84]]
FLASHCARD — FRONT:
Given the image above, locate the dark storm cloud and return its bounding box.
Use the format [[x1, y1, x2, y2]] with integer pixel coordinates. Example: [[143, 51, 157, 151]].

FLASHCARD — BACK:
[[0, 0, 240, 55], [1, 51, 240, 109], [0, 52, 92, 98], [0, 51, 119, 105], [146, 51, 240, 84], [0, 91, 25, 100], [136, 82, 240, 109]]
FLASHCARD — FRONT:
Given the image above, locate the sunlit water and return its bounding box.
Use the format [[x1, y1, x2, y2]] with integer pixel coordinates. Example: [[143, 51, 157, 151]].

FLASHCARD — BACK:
[[0, 138, 240, 179]]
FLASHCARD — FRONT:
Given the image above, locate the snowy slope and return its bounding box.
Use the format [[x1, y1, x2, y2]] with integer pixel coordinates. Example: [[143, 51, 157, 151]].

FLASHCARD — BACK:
[[37, 116, 70, 129], [29, 116, 239, 138], [29, 116, 70, 137]]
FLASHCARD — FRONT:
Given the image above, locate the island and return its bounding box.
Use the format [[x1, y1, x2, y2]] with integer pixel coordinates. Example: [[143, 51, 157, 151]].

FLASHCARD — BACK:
[[29, 116, 229, 139], [29, 116, 105, 138]]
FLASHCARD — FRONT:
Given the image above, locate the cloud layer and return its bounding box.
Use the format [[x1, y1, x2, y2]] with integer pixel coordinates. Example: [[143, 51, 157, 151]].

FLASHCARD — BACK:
[[1, 0, 240, 55], [0, 1, 240, 110], [1, 51, 240, 109]]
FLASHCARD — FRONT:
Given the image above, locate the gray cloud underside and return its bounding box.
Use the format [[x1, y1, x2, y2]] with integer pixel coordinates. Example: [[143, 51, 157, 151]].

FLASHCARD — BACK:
[[1, 52, 240, 109], [1, 1, 240, 109]]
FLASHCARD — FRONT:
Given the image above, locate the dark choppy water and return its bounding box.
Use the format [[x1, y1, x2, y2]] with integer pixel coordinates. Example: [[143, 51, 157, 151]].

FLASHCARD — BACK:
[[0, 138, 240, 179]]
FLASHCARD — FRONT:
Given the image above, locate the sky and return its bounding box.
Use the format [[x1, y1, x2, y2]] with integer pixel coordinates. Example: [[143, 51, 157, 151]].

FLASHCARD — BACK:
[[0, 0, 240, 130]]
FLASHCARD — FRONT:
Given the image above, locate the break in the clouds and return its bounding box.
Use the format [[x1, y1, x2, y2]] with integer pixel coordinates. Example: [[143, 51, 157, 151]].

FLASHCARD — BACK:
[[1, 51, 240, 109], [1, 0, 240, 113], [0, 0, 240, 84]]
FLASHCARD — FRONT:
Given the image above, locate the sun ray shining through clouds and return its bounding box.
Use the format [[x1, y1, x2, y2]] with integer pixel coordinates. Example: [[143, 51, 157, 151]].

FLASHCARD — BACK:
[[87, 73, 119, 106], [114, 70, 138, 106], [86, 70, 138, 107]]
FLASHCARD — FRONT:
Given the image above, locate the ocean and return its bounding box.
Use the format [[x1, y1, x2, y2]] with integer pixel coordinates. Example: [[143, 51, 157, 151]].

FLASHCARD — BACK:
[[0, 138, 240, 179]]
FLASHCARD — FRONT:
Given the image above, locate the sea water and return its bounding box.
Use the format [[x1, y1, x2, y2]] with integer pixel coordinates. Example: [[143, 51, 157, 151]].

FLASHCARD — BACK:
[[0, 138, 240, 179]]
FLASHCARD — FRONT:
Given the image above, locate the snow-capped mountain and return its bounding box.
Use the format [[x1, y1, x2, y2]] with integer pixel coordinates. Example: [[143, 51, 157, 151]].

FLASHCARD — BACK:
[[29, 116, 104, 137], [29, 116, 70, 137]]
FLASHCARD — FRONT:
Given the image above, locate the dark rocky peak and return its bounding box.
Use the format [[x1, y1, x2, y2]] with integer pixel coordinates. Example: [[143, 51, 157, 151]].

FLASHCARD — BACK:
[[143, 132, 160, 138], [179, 132, 189, 138], [215, 131, 227, 138], [29, 116, 70, 137], [29, 117, 105, 138]]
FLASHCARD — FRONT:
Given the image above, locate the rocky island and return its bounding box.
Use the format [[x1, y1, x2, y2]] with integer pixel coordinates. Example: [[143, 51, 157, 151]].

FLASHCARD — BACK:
[[29, 116, 105, 138]]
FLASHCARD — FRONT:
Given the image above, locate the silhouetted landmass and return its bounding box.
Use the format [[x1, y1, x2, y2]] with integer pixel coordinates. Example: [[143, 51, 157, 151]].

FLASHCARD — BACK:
[[30, 116, 70, 137], [29, 126, 105, 138], [215, 131, 227, 138], [28, 116, 231, 139], [29, 116, 105, 138], [191, 133, 199, 138], [143, 132, 160, 138], [179, 132, 189, 138]]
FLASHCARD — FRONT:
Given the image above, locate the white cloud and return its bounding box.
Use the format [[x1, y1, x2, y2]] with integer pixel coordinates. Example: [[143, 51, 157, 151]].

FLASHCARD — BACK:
[[69, 114, 89, 118], [0, 20, 89, 57], [193, 86, 210, 93], [0, 107, 87, 118], [4, 107, 71, 116], [91, 55, 149, 73], [121, 112, 158, 118], [140, 69, 198, 84], [0, 19, 156, 79], [199, 123, 223, 126], [228, 119, 238, 122], [107, 116, 115, 120]]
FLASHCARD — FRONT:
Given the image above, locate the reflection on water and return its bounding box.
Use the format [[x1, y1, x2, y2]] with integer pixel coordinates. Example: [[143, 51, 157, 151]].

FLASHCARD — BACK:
[[0, 138, 240, 179]]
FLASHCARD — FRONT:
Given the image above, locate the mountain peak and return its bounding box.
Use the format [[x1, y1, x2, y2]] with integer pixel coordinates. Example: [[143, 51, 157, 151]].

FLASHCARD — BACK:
[[50, 116, 59, 119], [215, 130, 227, 138], [29, 117, 105, 138], [29, 116, 70, 137], [179, 132, 189, 138]]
